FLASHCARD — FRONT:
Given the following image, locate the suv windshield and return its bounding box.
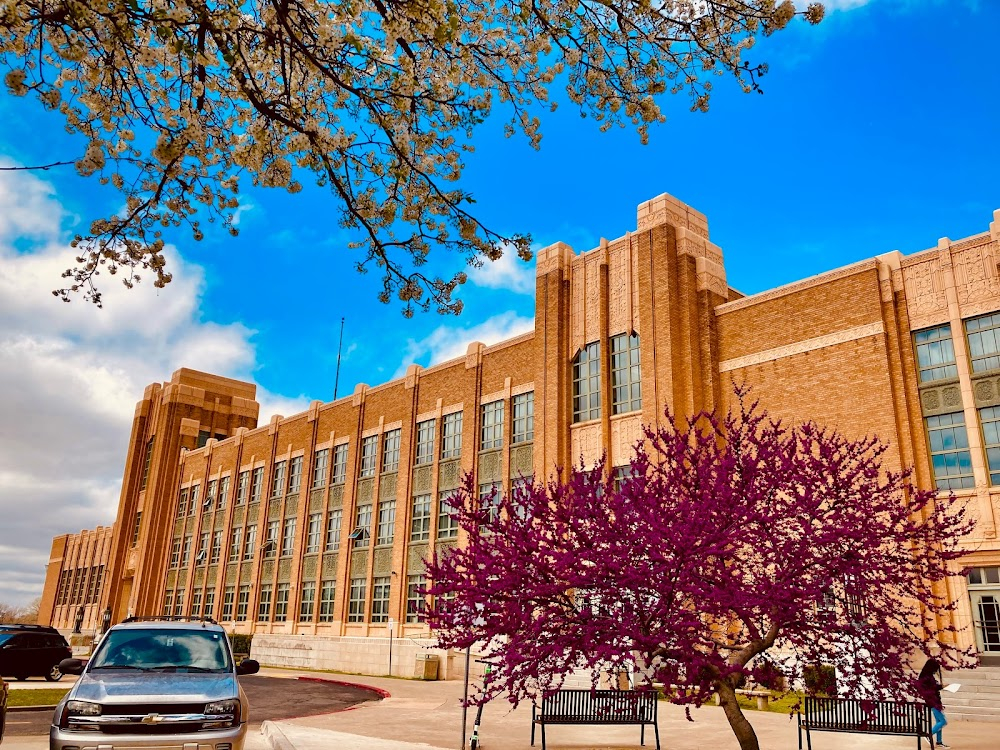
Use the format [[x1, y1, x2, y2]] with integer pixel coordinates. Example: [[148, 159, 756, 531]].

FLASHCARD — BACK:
[[89, 629, 232, 672], [0, 633, 13, 646]]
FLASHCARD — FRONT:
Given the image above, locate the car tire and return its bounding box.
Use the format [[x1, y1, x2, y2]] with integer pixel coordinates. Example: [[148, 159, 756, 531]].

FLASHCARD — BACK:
[[13, 675, 29, 682], [45, 664, 64, 682]]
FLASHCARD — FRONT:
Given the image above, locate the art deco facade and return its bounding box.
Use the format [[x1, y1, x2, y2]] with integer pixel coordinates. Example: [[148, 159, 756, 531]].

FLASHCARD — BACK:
[[40, 192, 1000, 662]]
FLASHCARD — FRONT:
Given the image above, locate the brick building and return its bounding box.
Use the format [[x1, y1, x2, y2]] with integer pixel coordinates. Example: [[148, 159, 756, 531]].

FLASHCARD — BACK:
[[39, 192, 1000, 670]]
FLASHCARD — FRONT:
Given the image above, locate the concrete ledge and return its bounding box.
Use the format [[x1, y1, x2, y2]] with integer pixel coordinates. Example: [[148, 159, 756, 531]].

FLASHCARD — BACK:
[[296, 675, 391, 700], [261, 721, 296, 750]]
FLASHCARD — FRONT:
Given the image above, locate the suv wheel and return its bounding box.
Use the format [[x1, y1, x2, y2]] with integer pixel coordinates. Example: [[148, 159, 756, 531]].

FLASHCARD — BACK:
[[45, 664, 63, 682], [13, 675, 28, 682]]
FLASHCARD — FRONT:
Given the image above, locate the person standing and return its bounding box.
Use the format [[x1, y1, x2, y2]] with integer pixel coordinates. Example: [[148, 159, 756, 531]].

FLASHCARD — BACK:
[[916, 657, 948, 748]]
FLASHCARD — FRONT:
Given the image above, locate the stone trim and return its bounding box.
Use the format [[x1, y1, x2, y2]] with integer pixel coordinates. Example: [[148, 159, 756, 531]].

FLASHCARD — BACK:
[[719, 322, 885, 372]]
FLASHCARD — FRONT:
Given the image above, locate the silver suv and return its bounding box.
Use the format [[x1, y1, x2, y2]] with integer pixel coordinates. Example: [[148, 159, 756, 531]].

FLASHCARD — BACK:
[[51, 618, 259, 750]]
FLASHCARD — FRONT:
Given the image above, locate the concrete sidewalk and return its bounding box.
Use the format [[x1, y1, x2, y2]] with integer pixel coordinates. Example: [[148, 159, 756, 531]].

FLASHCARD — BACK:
[[256, 669, 991, 750]]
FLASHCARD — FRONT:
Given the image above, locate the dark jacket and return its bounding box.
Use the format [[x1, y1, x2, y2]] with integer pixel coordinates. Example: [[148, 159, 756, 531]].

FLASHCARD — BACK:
[[915, 660, 944, 710]]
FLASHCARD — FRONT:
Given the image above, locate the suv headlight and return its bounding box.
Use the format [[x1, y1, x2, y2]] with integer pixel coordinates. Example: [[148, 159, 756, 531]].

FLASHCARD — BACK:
[[57, 700, 102, 729], [203, 698, 241, 728]]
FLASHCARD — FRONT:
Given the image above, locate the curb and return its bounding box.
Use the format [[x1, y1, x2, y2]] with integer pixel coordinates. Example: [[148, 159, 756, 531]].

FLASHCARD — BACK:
[[261, 720, 297, 750], [295, 676, 392, 700], [7, 704, 57, 713]]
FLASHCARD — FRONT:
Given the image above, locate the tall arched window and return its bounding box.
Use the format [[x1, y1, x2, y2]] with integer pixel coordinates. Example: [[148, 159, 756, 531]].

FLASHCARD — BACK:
[[573, 342, 601, 422]]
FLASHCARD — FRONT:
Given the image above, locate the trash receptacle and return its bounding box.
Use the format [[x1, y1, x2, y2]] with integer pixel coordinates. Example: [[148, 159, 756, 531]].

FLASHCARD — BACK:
[[415, 653, 440, 680]]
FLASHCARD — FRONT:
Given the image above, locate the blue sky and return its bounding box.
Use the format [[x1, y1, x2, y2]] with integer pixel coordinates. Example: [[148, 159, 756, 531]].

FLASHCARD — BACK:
[[0, 0, 998, 605]]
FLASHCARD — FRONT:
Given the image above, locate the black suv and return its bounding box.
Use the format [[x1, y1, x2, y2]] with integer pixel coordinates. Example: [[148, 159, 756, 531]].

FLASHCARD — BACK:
[[0, 625, 72, 682]]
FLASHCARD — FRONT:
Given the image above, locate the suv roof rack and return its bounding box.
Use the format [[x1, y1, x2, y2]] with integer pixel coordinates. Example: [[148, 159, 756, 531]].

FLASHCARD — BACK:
[[120, 616, 219, 625]]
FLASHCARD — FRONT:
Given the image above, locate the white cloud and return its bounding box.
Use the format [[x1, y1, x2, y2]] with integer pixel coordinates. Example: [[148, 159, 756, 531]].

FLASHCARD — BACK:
[[0, 167, 299, 607], [468, 247, 536, 295], [392, 311, 534, 379]]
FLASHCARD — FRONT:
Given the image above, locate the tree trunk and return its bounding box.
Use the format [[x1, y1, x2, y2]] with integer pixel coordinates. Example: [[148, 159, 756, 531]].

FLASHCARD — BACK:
[[716, 681, 760, 750]]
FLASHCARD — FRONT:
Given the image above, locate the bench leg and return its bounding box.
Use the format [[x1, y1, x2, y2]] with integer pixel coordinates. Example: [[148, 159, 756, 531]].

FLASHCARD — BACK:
[[654, 720, 661, 750], [641, 723, 645, 746], [756, 696, 768, 711], [806, 727, 813, 750], [541, 721, 547, 750], [531, 719, 535, 747]]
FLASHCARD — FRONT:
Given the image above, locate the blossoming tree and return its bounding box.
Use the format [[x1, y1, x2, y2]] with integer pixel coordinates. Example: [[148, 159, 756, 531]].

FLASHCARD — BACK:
[[425, 390, 974, 750], [1, 0, 822, 312]]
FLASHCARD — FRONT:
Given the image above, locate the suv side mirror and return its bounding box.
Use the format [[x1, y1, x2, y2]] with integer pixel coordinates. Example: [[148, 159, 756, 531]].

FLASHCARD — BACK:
[[236, 659, 260, 676], [59, 658, 85, 675]]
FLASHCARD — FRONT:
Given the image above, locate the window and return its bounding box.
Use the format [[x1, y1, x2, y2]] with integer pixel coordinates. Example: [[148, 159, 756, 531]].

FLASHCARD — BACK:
[[305, 513, 322, 553], [332, 444, 348, 484], [481, 401, 503, 450], [131, 511, 142, 546], [300, 582, 316, 621], [437, 492, 460, 540], [237, 470, 250, 504], [360, 435, 378, 477], [511, 476, 532, 520], [914, 324, 958, 382], [479, 482, 501, 530], [288, 455, 303, 494], [573, 342, 602, 422], [319, 580, 336, 622], [188, 485, 199, 516], [264, 520, 280, 558], [243, 525, 257, 560], [968, 566, 1000, 585], [274, 583, 290, 622], [197, 430, 211, 448], [411, 494, 431, 542], [980, 406, 1000, 485], [204, 591, 215, 618], [197, 532, 210, 565], [371, 577, 391, 623], [441, 412, 463, 459], [415, 420, 435, 465], [382, 428, 401, 473], [376, 500, 396, 546], [174, 589, 185, 617], [613, 465, 633, 492], [229, 527, 243, 563], [191, 591, 203, 618], [222, 586, 235, 620], [163, 590, 174, 616], [206, 479, 218, 510], [353, 504, 372, 548], [406, 575, 426, 623], [250, 467, 264, 503], [325, 509, 342, 552], [512, 391, 534, 444], [271, 460, 287, 498], [926, 412, 975, 490], [281, 517, 297, 557], [177, 488, 189, 518], [312, 448, 330, 489], [236, 585, 250, 621], [170, 538, 181, 568], [218, 475, 230, 509], [258, 585, 273, 620], [210, 531, 222, 564], [610, 333, 642, 414], [967, 312, 1000, 374], [141, 437, 154, 489], [348, 577, 367, 623]]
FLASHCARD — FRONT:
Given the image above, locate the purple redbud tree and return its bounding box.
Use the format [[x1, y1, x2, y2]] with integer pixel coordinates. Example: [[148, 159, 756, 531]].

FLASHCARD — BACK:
[[425, 388, 975, 750]]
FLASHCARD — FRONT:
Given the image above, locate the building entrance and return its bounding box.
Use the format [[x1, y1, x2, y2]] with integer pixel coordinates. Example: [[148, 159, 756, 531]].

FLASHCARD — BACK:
[[968, 566, 1000, 655]]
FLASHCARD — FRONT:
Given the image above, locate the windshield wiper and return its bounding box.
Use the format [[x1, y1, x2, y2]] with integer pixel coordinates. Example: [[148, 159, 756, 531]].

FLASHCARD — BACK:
[[89, 664, 150, 671], [148, 665, 218, 672]]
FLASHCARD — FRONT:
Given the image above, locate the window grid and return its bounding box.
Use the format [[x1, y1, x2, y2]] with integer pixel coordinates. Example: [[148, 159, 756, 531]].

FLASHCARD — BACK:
[[479, 482, 501, 530], [222, 586, 235, 621], [406, 575, 426, 623], [258, 585, 273, 621], [218, 475, 230, 509], [236, 585, 250, 621], [250, 467, 264, 504], [197, 532, 209, 565], [480, 401, 503, 450], [191, 591, 202, 618], [512, 391, 534, 444], [437, 491, 459, 540], [264, 521, 279, 558], [299, 582, 316, 621], [415, 420, 435, 465], [325, 509, 342, 552], [206, 479, 218, 510], [188, 485, 199, 516], [210, 531, 222, 564], [204, 591, 215, 618], [288, 455, 303, 494], [319, 580, 336, 622], [306, 513, 323, 553], [141, 437, 155, 489], [131, 511, 142, 546], [170, 538, 181, 568], [382, 428, 401, 473], [332, 444, 348, 484], [271, 460, 287, 498], [914, 324, 959, 382], [353, 503, 372, 548], [237, 470, 250, 504], [411, 494, 431, 542], [348, 577, 367, 623], [360, 435, 378, 478], [376, 500, 396, 546], [243, 525, 256, 561], [312, 448, 330, 489], [163, 591, 173, 617], [926, 411, 975, 490], [371, 577, 391, 623], [441, 412, 463, 459], [174, 590, 184, 617], [229, 527, 243, 563], [610, 333, 642, 414], [274, 583, 290, 622], [980, 405, 1000, 485], [573, 342, 602, 422], [177, 488, 189, 518], [281, 517, 297, 557], [968, 313, 1000, 374]]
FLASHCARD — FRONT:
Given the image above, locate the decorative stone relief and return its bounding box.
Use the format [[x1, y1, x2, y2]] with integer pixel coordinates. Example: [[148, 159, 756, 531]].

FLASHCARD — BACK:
[[974, 379, 996, 404], [408, 544, 429, 571], [921, 389, 941, 413], [478, 451, 501, 483], [207, 564, 218, 579], [225, 565, 237, 584], [310, 490, 324, 512], [954, 241, 1000, 319], [214, 515, 225, 530], [167, 571, 176, 587], [262, 560, 274, 578], [240, 567, 251, 584], [571, 255, 586, 355], [176, 570, 187, 587], [268, 501, 281, 521], [329, 485, 343, 509], [608, 236, 632, 336], [511, 445, 534, 478], [380, 473, 397, 500], [127, 549, 137, 571], [942, 386, 963, 408], [718, 323, 885, 373], [303, 556, 317, 579], [174, 519, 184, 536], [194, 569, 204, 585], [278, 559, 291, 580], [439, 460, 461, 490], [244, 504, 256, 524], [285, 497, 298, 517], [374, 549, 393, 576], [322, 555, 337, 576], [413, 466, 432, 494], [610, 416, 644, 467], [902, 257, 949, 330], [585, 251, 602, 345], [357, 478, 374, 504], [436, 540, 458, 556], [570, 423, 603, 468], [350, 552, 368, 575]]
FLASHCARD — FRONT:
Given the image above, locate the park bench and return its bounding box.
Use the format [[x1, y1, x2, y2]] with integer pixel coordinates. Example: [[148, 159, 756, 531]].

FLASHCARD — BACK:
[[735, 688, 772, 710], [530, 689, 660, 750], [797, 696, 936, 750]]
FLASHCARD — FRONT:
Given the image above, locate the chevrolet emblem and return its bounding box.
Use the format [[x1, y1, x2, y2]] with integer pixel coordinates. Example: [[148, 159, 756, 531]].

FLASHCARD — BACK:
[[141, 713, 165, 724]]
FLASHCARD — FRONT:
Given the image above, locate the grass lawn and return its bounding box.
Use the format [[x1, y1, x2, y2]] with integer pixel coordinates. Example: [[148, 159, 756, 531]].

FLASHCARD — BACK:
[[733, 691, 804, 714], [6, 688, 70, 707]]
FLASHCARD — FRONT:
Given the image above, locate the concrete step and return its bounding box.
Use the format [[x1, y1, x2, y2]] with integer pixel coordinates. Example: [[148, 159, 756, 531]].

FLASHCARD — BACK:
[[948, 711, 1000, 723], [944, 696, 1000, 708]]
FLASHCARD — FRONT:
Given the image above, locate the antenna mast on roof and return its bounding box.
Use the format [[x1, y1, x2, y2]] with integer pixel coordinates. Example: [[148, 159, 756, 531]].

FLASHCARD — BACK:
[[333, 317, 345, 401]]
